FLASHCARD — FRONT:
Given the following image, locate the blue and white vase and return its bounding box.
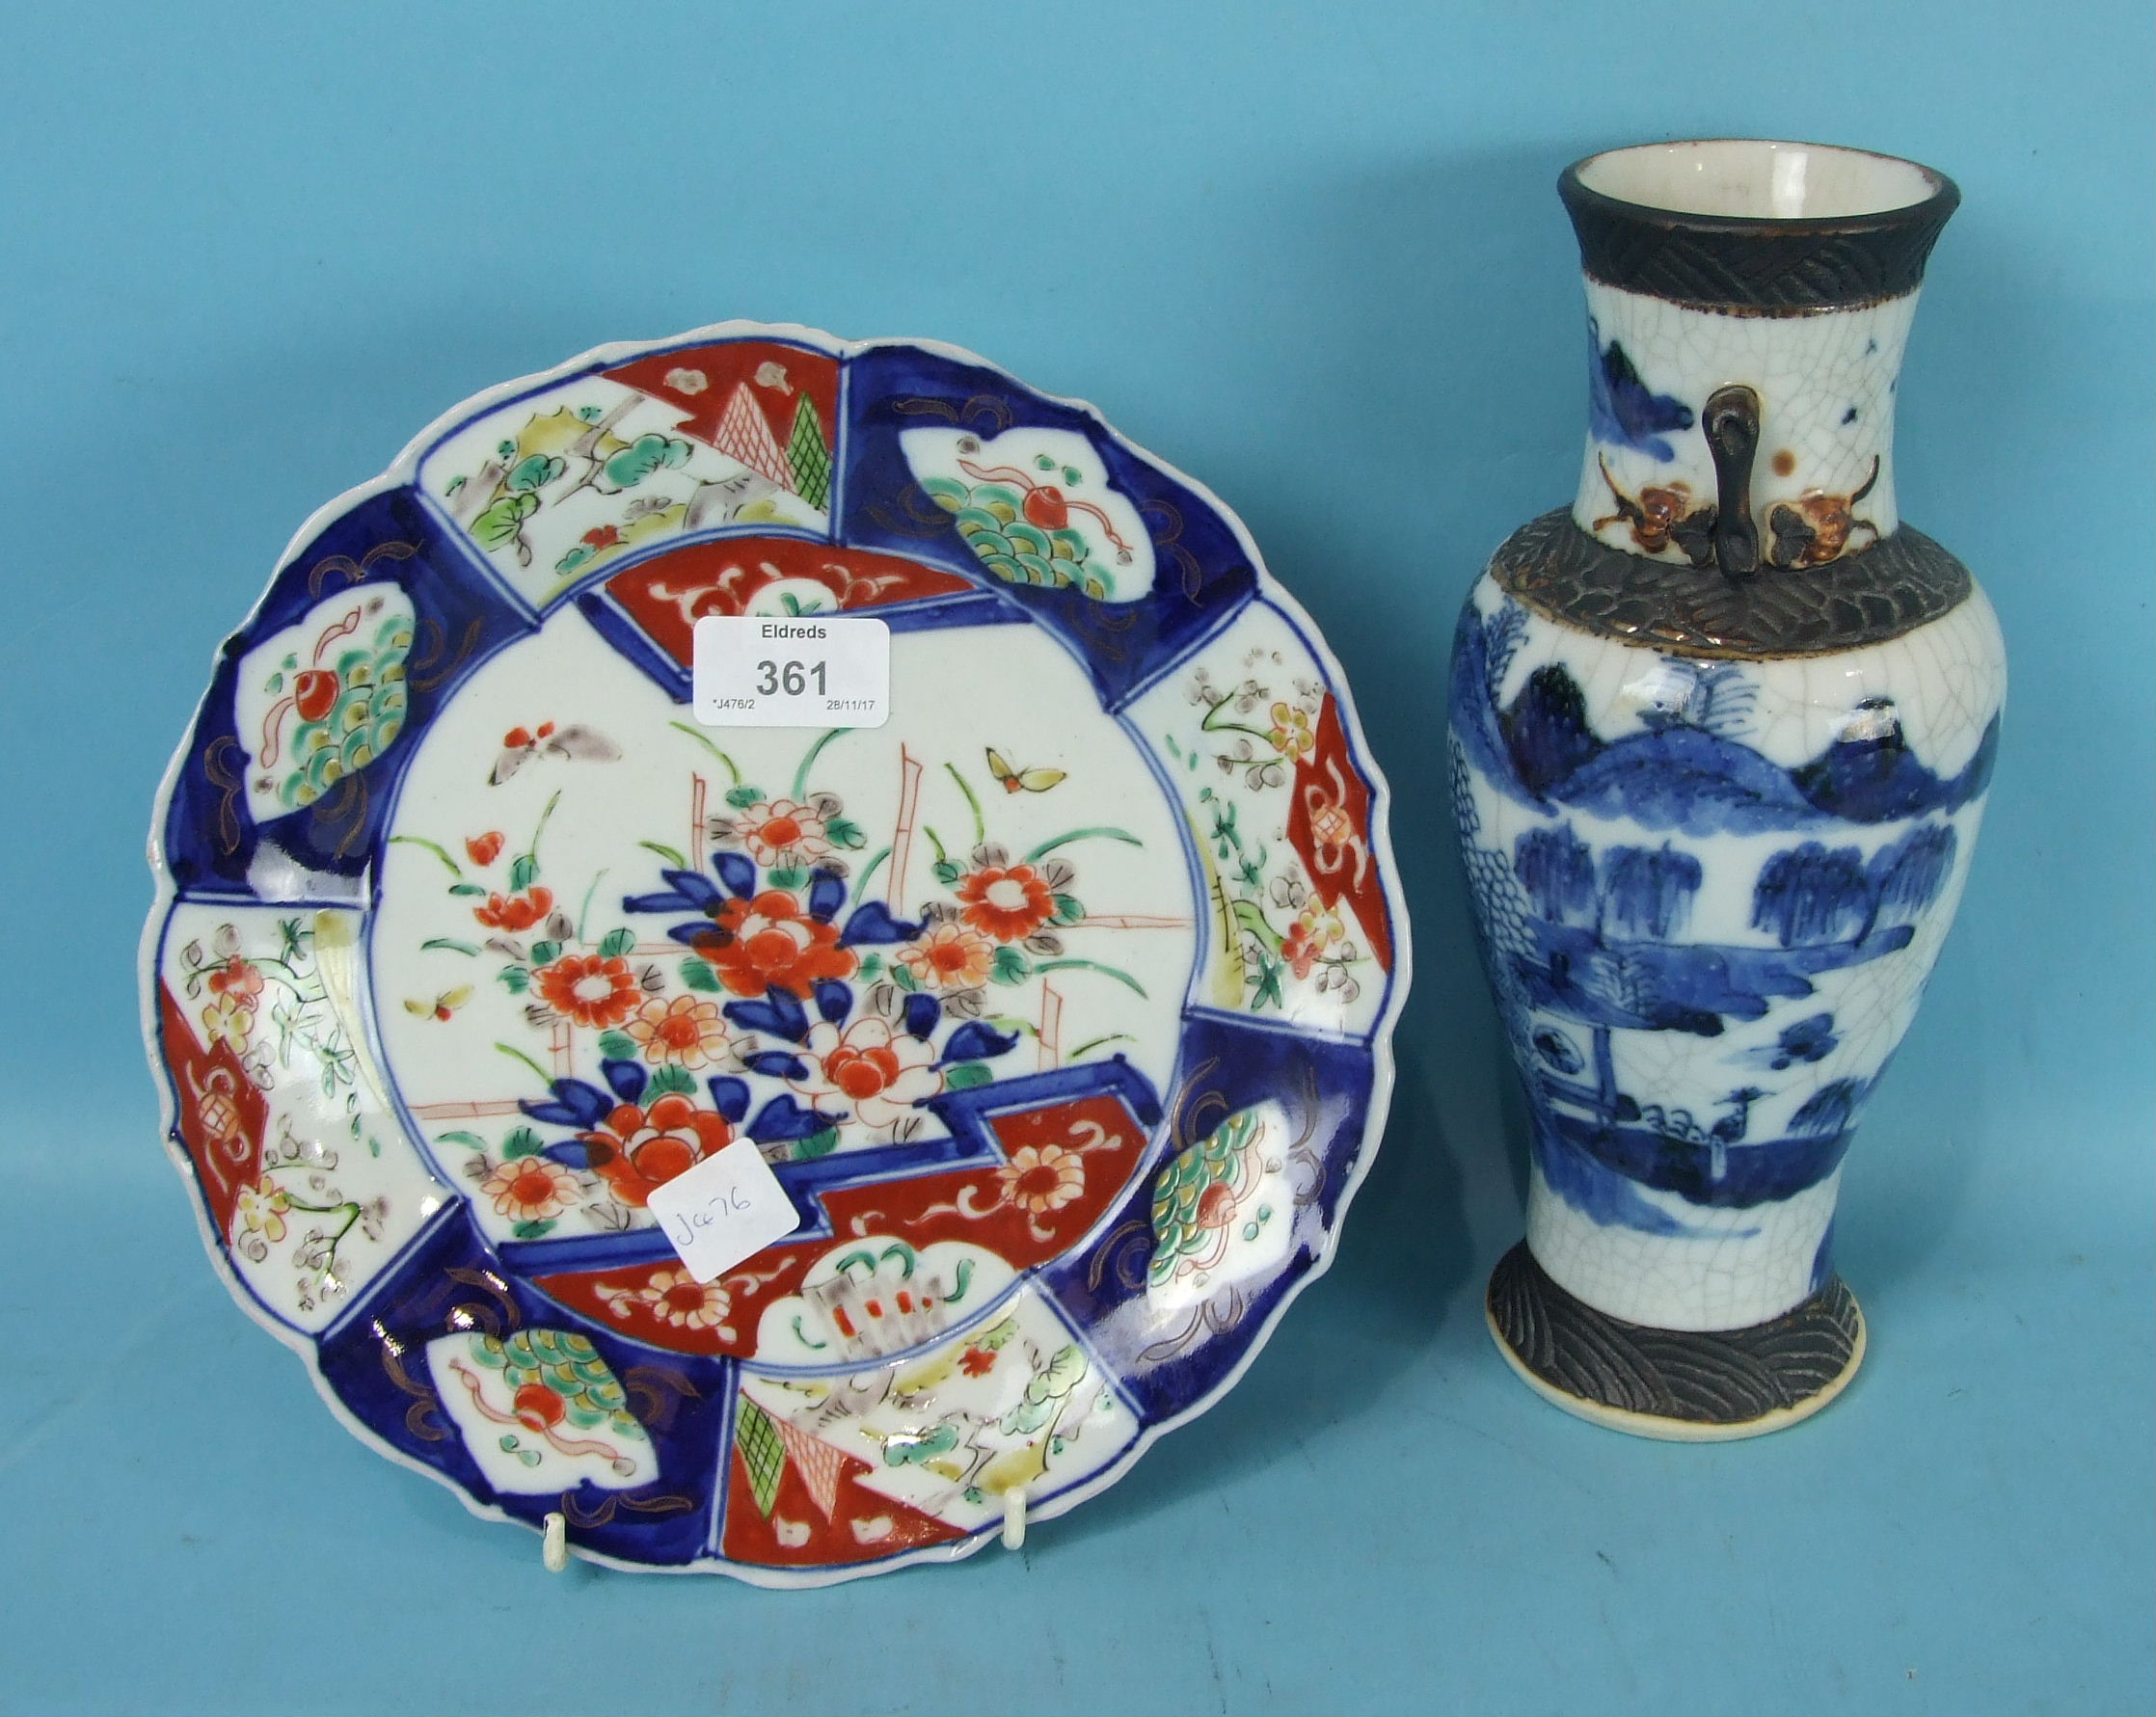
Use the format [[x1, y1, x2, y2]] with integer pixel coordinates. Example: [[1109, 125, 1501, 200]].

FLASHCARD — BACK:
[[1450, 140, 2005, 1438]]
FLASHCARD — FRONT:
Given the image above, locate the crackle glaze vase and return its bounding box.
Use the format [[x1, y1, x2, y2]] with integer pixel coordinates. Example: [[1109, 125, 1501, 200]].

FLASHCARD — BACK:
[[1450, 141, 2004, 1438], [142, 325, 1406, 1581]]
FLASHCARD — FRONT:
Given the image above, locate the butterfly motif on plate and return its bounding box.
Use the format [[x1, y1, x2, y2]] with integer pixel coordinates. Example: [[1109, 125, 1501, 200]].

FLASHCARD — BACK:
[[985, 748, 1065, 794], [489, 720, 622, 786]]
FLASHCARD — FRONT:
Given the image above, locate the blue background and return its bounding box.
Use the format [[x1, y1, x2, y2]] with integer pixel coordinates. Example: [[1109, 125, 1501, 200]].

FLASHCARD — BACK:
[[2, 2, 2148, 1712]]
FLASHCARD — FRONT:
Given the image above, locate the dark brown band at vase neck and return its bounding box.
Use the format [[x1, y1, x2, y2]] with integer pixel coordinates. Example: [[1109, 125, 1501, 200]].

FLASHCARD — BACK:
[[1489, 509, 1972, 659], [1561, 140, 1960, 314]]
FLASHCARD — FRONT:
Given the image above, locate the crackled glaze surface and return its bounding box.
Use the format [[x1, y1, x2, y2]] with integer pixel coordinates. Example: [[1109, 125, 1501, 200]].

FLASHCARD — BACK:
[[1452, 143, 2003, 1347], [1451, 582, 2002, 1328], [1575, 283, 1915, 561], [143, 324, 1406, 1582]]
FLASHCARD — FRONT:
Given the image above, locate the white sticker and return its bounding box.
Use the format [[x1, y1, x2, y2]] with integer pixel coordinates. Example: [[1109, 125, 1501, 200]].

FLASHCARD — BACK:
[[643, 1138, 801, 1282], [692, 616, 890, 728]]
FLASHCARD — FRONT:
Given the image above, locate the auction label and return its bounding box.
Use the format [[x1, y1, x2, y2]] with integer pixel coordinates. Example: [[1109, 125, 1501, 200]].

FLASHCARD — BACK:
[[643, 1137, 802, 1282], [692, 615, 890, 728]]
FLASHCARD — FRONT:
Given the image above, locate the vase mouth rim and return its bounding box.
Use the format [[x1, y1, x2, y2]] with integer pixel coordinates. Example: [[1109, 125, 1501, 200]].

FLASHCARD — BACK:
[[1560, 140, 1959, 313], [1562, 139, 1958, 231]]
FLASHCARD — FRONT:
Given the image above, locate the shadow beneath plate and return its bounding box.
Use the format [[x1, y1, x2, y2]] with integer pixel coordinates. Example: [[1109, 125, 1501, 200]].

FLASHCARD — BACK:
[[1058, 148, 1612, 1543], [1049, 1029, 1470, 1549]]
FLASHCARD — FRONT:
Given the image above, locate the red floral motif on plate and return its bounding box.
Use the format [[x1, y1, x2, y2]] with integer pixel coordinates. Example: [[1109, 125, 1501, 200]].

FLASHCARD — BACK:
[[158, 982, 268, 1241], [720, 1428, 963, 1568], [602, 340, 839, 469], [535, 1090, 1148, 1356], [605, 538, 974, 666], [1286, 694, 1393, 970]]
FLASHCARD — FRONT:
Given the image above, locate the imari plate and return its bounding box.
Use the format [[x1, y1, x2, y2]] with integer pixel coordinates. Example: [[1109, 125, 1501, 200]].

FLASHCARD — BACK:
[[141, 325, 1408, 1584]]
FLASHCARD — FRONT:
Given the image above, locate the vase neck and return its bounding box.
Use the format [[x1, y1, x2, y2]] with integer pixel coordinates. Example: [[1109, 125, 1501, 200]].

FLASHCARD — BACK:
[[1570, 282, 1917, 571], [1557, 139, 1956, 575]]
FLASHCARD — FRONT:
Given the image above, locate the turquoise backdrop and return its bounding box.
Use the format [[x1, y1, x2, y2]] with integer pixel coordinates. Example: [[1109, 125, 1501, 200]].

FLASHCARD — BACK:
[[1, 2, 2148, 1712]]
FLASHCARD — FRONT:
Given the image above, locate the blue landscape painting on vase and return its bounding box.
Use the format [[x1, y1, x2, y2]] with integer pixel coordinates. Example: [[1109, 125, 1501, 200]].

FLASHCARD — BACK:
[[1448, 596, 1992, 1244]]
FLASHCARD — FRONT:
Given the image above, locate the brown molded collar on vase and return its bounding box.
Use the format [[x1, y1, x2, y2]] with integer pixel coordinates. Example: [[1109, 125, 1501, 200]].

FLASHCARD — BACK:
[[1560, 141, 1961, 315]]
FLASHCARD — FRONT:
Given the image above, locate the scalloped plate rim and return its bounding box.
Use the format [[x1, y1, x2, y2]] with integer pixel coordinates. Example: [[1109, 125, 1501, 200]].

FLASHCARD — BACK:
[[138, 321, 1412, 1586]]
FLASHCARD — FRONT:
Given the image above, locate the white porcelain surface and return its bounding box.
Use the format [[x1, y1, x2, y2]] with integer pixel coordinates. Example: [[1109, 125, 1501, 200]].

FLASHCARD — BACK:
[[143, 323, 1408, 1580]]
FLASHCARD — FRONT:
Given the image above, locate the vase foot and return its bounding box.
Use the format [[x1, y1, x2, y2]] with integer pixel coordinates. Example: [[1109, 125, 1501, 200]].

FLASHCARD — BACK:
[[1484, 1241, 1866, 1442]]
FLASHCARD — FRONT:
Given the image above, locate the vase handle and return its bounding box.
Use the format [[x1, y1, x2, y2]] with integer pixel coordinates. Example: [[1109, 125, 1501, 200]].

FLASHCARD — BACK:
[[1703, 384, 1762, 576]]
